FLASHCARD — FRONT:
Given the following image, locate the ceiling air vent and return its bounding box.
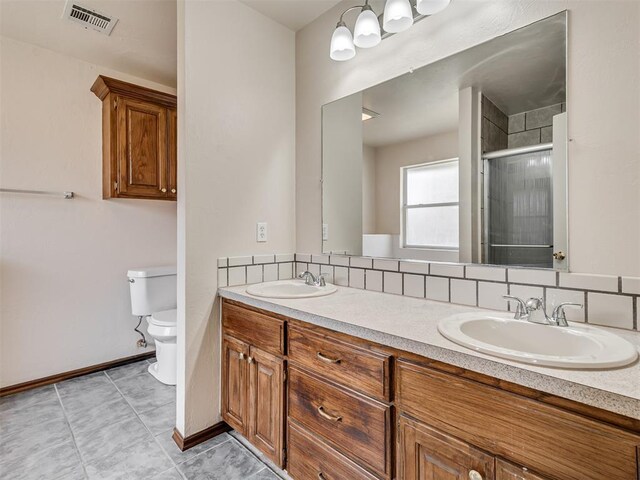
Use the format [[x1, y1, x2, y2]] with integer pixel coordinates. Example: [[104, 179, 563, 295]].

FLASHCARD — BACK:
[[62, 1, 119, 36]]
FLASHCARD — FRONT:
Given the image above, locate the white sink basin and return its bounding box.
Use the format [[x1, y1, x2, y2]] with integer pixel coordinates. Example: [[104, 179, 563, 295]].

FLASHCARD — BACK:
[[246, 280, 338, 299], [438, 313, 638, 369]]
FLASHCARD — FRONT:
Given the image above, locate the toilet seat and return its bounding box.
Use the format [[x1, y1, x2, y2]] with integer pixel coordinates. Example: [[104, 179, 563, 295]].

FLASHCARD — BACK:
[[149, 308, 177, 327]]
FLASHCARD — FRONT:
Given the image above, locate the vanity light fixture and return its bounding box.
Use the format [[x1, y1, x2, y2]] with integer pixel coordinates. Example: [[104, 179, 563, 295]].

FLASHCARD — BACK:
[[383, 0, 414, 33], [330, 22, 356, 61], [331, 0, 380, 60], [330, 0, 450, 61], [354, 4, 382, 48], [362, 107, 380, 121]]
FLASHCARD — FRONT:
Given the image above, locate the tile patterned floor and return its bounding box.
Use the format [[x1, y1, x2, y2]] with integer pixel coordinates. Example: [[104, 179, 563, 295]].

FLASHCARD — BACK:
[[0, 359, 279, 480]]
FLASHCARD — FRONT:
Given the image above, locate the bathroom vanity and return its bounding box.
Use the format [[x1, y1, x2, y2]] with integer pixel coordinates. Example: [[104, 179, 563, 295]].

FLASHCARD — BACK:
[[218, 286, 640, 480]]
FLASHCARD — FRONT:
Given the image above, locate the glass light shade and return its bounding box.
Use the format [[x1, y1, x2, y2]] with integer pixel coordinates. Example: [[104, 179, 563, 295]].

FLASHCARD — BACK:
[[353, 8, 381, 48], [330, 25, 356, 61], [416, 0, 450, 15], [382, 0, 414, 33]]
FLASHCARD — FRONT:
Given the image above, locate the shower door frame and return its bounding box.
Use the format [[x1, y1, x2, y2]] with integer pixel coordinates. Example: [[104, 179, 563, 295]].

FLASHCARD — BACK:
[[482, 139, 568, 271]]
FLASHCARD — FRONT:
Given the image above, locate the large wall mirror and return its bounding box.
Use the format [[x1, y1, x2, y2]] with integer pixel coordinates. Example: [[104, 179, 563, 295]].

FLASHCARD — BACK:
[[322, 12, 568, 270]]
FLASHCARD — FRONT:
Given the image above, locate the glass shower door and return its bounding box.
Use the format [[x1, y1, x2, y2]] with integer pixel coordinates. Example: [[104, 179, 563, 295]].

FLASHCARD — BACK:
[[485, 149, 554, 268]]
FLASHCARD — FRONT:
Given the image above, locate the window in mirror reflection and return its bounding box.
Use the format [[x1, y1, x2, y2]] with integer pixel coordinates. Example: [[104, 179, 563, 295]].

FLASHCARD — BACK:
[[402, 159, 459, 249], [321, 11, 568, 268]]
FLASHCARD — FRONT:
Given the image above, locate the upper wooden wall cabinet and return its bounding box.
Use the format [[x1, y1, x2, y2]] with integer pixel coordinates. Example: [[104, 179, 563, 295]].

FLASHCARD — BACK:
[[91, 75, 177, 201]]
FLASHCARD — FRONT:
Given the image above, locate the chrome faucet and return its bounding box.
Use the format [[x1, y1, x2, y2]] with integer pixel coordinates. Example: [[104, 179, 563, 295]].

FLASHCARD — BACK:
[[525, 297, 548, 325], [298, 271, 316, 285], [550, 302, 584, 327], [503, 295, 527, 320], [503, 295, 582, 327], [297, 271, 327, 287]]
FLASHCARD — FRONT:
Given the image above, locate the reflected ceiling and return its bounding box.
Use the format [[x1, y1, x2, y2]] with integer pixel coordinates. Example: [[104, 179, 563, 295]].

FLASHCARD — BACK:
[[362, 12, 566, 147]]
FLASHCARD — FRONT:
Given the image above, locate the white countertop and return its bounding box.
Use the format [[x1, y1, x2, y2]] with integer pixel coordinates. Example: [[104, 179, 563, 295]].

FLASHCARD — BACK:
[[219, 284, 640, 420]]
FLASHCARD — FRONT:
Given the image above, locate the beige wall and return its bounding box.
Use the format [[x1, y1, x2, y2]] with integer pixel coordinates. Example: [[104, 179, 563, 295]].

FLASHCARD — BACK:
[[0, 37, 177, 387], [374, 132, 458, 235], [322, 93, 363, 255], [178, 0, 295, 436], [296, 1, 640, 276], [362, 144, 376, 234]]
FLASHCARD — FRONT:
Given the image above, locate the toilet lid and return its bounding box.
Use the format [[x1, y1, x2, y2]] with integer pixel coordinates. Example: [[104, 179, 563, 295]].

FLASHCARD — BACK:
[[150, 309, 177, 327]]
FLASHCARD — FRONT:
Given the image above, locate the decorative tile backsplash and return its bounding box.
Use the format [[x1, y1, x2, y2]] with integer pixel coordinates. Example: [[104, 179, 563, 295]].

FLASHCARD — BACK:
[[218, 253, 639, 332], [218, 254, 295, 288]]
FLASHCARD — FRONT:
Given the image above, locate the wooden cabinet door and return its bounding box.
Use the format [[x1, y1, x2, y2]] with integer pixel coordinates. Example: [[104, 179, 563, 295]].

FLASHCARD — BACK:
[[116, 96, 168, 198], [248, 346, 285, 468], [221, 334, 250, 435], [167, 107, 177, 199], [398, 415, 494, 480], [496, 460, 550, 480]]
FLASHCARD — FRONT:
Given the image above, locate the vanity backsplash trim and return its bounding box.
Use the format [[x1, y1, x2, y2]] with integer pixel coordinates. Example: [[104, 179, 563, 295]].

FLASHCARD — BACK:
[[218, 254, 295, 287], [217, 253, 639, 332]]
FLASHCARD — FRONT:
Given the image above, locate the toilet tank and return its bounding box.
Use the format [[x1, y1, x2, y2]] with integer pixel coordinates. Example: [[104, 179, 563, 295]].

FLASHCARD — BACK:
[[127, 266, 177, 316]]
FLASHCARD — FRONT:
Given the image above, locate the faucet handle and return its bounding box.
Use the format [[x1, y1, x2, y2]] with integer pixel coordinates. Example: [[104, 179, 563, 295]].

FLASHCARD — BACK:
[[525, 297, 544, 310], [551, 302, 583, 327], [298, 271, 317, 285], [316, 274, 327, 287], [503, 295, 527, 320]]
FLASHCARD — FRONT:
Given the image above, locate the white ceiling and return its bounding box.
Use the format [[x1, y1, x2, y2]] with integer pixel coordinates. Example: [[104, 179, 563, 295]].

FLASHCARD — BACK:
[[0, 0, 177, 87], [362, 12, 567, 147], [240, 0, 342, 31]]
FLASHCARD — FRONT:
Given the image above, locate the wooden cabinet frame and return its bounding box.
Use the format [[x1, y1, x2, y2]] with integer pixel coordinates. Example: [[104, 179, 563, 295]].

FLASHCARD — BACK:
[[221, 334, 249, 433], [248, 346, 285, 466], [398, 415, 495, 480], [91, 75, 177, 200], [221, 327, 286, 468], [220, 299, 640, 480]]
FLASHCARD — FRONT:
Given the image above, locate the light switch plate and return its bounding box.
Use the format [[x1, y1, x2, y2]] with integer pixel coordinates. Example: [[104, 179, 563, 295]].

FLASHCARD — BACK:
[[257, 222, 267, 242], [322, 223, 329, 241]]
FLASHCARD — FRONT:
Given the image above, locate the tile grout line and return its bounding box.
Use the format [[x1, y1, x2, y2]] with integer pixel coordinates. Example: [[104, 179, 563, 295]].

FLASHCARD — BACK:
[[105, 368, 237, 479], [169, 435, 234, 477], [227, 433, 288, 480], [53, 383, 90, 480], [103, 371, 181, 476]]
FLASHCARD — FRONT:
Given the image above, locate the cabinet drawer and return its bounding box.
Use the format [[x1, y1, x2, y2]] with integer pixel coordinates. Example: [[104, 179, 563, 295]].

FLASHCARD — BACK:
[[288, 367, 392, 479], [222, 301, 285, 355], [287, 421, 379, 480], [396, 360, 640, 480], [288, 326, 391, 401]]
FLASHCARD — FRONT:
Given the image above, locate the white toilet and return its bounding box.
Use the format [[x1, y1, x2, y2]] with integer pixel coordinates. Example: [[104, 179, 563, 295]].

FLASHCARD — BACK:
[[127, 266, 177, 386]]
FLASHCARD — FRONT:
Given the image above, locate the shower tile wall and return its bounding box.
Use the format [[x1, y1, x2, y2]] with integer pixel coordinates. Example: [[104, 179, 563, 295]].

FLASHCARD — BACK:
[[481, 97, 567, 152], [481, 96, 508, 153], [508, 103, 566, 148]]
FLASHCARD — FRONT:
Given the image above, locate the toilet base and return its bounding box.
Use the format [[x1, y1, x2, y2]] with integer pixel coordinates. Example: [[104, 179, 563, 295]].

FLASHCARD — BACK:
[[148, 361, 176, 386]]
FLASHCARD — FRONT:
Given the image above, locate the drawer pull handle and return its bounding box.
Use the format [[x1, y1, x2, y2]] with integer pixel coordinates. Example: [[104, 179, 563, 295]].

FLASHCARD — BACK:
[[317, 405, 342, 422], [317, 473, 326, 480], [316, 352, 341, 364], [239, 352, 245, 360], [468, 470, 483, 480]]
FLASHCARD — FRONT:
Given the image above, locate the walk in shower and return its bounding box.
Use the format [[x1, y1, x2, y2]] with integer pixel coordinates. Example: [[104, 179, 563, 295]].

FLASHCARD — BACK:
[[484, 144, 554, 268]]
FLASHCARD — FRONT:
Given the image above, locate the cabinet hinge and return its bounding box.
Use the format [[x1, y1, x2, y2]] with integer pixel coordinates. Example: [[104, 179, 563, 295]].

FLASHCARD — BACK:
[[113, 181, 118, 191], [113, 98, 118, 108], [283, 370, 287, 382], [282, 448, 286, 464]]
